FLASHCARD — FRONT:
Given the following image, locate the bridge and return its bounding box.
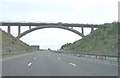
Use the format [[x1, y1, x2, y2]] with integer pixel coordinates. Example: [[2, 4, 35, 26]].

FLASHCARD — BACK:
[[1, 22, 105, 39]]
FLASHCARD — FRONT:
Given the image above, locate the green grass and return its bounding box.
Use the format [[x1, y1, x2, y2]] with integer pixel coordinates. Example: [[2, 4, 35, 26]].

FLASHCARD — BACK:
[[0, 28, 39, 59], [61, 22, 118, 56]]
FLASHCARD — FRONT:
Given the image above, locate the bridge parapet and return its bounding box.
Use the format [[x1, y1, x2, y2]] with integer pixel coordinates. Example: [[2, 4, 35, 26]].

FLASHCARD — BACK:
[[1, 22, 104, 28]]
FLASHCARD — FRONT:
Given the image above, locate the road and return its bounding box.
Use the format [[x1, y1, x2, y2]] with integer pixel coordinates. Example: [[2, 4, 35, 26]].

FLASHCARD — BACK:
[[2, 51, 118, 76]]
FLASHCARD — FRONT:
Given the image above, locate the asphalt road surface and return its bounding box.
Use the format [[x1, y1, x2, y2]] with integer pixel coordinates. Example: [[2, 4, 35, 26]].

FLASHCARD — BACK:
[[2, 51, 118, 76]]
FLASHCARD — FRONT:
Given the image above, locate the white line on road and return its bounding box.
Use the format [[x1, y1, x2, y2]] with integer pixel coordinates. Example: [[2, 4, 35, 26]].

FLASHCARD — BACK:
[[69, 62, 77, 66], [2, 52, 36, 61], [28, 63, 32, 67], [58, 58, 61, 60], [34, 58, 36, 60]]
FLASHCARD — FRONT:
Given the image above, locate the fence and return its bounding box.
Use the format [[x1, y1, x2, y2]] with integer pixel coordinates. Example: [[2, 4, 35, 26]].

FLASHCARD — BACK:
[[62, 51, 119, 62]]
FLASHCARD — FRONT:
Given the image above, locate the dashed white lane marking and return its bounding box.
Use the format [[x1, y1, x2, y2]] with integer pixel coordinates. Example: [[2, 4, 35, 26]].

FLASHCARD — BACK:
[[34, 58, 36, 60], [28, 63, 32, 67], [58, 58, 61, 60], [69, 62, 77, 66]]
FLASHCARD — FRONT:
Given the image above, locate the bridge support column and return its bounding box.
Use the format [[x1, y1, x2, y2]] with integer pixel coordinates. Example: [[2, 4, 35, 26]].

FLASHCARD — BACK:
[[91, 26, 94, 33], [29, 26, 31, 30], [8, 26, 11, 34], [81, 26, 84, 35], [18, 26, 21, 35]]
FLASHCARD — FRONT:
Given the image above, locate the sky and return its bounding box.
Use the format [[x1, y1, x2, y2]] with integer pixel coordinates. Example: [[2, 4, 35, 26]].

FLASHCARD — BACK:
[[0, 0, 119, 50]]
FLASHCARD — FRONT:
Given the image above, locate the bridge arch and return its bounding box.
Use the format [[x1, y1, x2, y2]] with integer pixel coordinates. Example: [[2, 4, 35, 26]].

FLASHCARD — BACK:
[[16, 25, 85, 39]]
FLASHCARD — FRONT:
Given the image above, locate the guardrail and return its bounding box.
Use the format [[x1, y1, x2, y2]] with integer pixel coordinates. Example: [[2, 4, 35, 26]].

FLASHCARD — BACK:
[[56, 51, 119, 62]]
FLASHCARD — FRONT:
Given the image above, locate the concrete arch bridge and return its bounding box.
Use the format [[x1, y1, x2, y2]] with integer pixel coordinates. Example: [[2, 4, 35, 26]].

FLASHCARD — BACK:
[[1, 22, 105, 39]]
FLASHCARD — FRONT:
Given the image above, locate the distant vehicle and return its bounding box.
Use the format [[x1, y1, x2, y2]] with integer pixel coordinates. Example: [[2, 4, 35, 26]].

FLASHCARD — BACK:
[[48, 48, 51, 50], [57, 50, 64, 53], [58, 22, 62, 24], [77, 54, 82, 57]]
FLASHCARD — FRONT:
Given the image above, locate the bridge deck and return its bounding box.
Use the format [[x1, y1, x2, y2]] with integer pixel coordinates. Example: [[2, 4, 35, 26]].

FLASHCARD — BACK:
[[1, 22, 105, 28]]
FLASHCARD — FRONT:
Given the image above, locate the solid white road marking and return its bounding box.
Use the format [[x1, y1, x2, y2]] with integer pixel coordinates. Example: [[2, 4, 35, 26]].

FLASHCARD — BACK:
[[2, 52, 36, 61], [28, 63, 32, 67], [58, 58, 61, 60], [34, 58, 36, 60], [69, 62, 77, 66]]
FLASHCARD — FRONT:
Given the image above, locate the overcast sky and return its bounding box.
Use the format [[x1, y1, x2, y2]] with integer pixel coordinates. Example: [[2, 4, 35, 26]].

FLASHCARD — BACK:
[[0, 0, 119, 50]]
